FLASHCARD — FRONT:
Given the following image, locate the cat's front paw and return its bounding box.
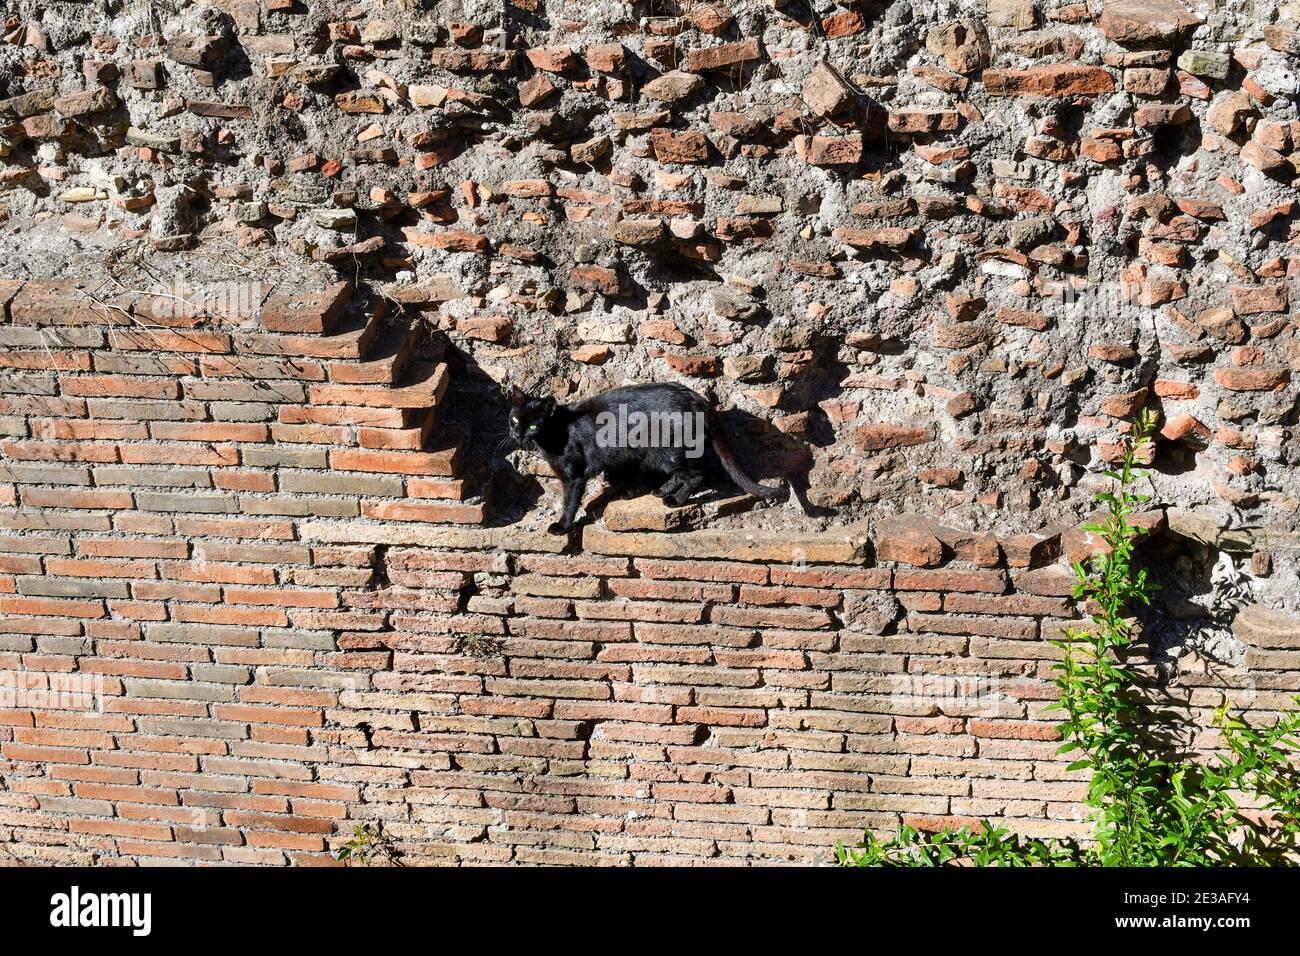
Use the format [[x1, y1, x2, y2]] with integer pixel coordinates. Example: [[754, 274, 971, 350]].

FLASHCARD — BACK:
[[546, 521, 569, 536]]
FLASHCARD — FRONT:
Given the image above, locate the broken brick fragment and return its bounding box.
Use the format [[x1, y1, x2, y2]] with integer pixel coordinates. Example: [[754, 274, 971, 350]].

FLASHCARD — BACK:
[[261, 283, 353, 335]]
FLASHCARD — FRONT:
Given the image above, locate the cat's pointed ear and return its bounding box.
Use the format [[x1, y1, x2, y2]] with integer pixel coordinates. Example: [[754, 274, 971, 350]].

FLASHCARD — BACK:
[[508, 386, 526, 406], [539, 396, 557, 415]]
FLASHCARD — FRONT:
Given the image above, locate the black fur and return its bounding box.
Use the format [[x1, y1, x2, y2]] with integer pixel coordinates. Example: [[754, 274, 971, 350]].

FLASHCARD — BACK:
[[509, 383, 785, 535]]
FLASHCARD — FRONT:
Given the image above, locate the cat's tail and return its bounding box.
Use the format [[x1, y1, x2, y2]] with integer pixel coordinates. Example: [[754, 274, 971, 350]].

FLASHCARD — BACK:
[[708, 416, 786, 500]]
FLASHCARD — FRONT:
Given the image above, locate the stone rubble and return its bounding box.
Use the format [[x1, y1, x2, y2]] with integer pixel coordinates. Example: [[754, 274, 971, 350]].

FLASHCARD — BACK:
[[0, 0, 1297, 583]]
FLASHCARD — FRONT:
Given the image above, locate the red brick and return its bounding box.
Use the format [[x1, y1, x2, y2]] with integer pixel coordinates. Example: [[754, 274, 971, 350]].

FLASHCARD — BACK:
[[1214, 368, 1289, 392], [21, 488, 133, 510], [61, 376, 180, 399], [985, 65, 1115, 97], [360, 500, 485, 523], [854, 424, 932, 451], [330, 447, 457, 476], [685, 39, 762, 72], [260, 283, 352, 334], [894, 569, 1009, 593], [710, 605, 833, 630], [874, 516, 944, 567], [0, 595, 105, 618]]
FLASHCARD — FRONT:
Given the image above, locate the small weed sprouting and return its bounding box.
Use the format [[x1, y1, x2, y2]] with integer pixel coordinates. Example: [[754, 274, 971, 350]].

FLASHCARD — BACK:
[[459, 633, 503, 658], [336, 822, 401, 867]]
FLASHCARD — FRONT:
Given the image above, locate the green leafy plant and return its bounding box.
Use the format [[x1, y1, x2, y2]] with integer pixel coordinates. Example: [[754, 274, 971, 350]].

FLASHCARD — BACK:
[[839, 410, 1300, 867], [836, 821, 1077, 868], [336, 822, 401, 867]]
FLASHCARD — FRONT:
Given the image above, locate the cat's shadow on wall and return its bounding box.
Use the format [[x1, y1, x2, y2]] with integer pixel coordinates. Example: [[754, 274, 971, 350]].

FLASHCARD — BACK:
[[437, 341, 833, 529]]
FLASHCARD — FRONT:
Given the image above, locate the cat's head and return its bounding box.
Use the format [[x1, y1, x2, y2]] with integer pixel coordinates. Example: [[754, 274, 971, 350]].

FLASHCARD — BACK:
[[508, 387, 556, 449]]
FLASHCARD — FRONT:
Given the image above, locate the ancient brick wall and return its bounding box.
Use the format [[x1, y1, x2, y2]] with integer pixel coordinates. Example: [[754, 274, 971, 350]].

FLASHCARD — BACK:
[[2, 0, 1300, 864], [0, 1, 1298, 543], [1, 280, 1297, 865]]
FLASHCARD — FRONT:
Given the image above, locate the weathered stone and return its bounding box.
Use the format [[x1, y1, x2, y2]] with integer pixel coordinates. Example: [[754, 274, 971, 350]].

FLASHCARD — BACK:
[[290, 64, 342, 85], [570, 135, 611, 164], [650, 128, 710, 164], [335, 91, 386, 114], [361, 19, 399, 44], [604, 495, 703, 532], [854, 424, 933, 451], [641, 71, 704, 104], [53, 86, 117, 117], [585, 43, 627, 74], [1134, 101, 1190, 125], [1197, 308, 1246, 344], [166, 33, 229, 68], [925, 20, 990, 75], [0, 87, 56, 119], [1242, 140, 1289, 175], [1207, 90, 1253, 136], [570, 265, 622, 295], [996, 307, 1050, 331], [518, 74, 558, 107], [609, 218, 666, 246], [1231, 284, 1288, 315], [409, 84, 449, 107], [1234, 605, 1300, 649], [526, 45, 578, 73], [1124, 67, 1170, 96], [582, 524, 870, 563], [888, 110, 960, 134], [383, 276, 463, 305], [988, 0, 1039, 30], [947, 392, 980, 418], [1176, 50, 1230, 79], [984, 66, 1115, 96], [428, 47, 516, 72], [1214, 369, 1290, 392], [933, 322, 993, 350], [735, 195, 783, 216], [796, 134, 864, 166], [802, 61, 853, 116], [1099, 0, 1202, 46], [311, 208, 357, 230], [58, 187, 105, 203], [875, 516, 944, 567], [722, 354, 773, 382], [1264, 25, 1300, 56], [126, 60, 163, 90], [686, 39, 762, 73], [832, 227, 920, 250]]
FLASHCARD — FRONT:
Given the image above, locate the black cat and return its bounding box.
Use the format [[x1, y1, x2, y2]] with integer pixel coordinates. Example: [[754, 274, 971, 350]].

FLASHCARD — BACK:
[[509, 383, 785, 534]]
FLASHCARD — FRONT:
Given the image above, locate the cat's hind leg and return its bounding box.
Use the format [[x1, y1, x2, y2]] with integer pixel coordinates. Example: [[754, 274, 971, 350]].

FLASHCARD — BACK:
[[666, 469, 704, 507], [654, 474, 684, 500]]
